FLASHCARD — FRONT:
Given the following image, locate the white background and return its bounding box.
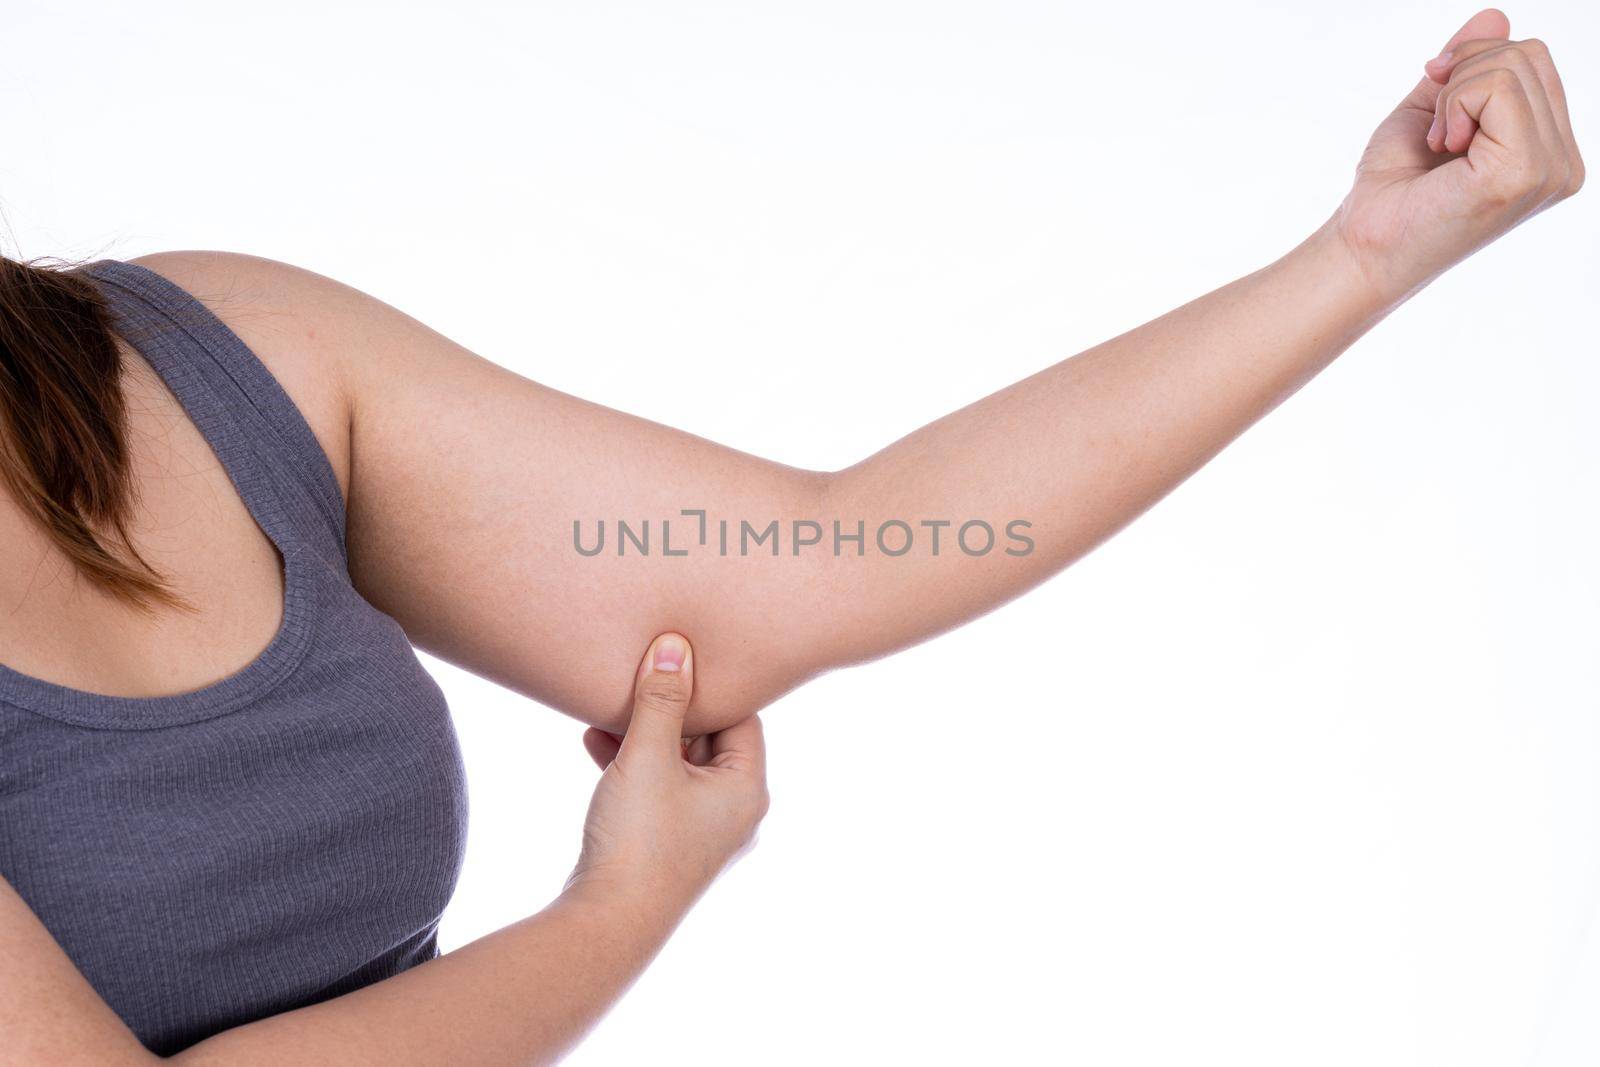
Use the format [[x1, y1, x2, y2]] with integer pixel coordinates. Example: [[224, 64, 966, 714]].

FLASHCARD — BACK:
[[6, 1, 1598, 1063]]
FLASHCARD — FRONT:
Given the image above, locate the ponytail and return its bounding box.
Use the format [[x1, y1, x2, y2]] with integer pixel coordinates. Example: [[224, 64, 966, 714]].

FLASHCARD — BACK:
[[0, 257, 185, 612]]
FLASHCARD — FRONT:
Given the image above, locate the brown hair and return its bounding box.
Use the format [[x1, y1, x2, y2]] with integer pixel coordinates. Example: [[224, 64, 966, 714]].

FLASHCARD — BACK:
[[0, 256, 185, 612]]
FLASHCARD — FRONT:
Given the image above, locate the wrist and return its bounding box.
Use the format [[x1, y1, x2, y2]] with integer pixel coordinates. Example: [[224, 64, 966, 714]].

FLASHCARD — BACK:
[[560, 864, 696, 938], [1320, 203, 1441, 311], [1256, 215, 1417, 347], [1303, 213, 1410, 313]]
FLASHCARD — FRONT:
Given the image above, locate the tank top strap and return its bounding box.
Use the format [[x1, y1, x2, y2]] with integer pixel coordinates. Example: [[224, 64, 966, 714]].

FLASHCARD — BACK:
[[75, 258, 349, 570]]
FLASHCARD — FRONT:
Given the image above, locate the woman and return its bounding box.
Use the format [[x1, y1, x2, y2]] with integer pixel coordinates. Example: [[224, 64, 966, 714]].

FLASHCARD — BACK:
[[0, 9, 1584, 1063]]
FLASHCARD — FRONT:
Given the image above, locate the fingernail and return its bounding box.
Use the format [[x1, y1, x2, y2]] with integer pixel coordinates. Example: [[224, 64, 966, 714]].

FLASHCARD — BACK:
[[1427, 113, 1442, 146], [653, 635, 686, 672], [1427, 49, 1452, 68]]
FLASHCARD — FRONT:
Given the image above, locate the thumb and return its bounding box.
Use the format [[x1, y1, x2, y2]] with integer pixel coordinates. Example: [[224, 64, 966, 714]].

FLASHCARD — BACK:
[[1399, 9, 1512, 113], [1424, 8, 1512, 81], [617, 632, 694, 763]]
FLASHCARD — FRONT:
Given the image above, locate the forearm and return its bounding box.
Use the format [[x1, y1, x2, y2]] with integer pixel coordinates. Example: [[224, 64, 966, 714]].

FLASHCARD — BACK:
[[171, 883, 680, 1066], [509, 219, 1397, 732], [807, 217, 1398, 668]]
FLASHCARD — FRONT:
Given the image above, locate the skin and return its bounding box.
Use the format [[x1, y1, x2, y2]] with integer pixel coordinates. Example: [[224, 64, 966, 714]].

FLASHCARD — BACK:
[[0, 9, 1584, 1062]]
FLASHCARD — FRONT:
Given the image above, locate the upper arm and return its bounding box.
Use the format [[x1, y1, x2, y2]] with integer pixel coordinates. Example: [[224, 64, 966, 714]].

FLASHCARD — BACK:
[[342, 309, 837, 732], [131, 251, 837, 734], [338, 298, 839, 734], [0, 875, 156, 1065]]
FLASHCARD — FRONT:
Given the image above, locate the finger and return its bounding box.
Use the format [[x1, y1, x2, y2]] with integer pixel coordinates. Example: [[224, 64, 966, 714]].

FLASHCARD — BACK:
[[683, 734, 715, 766], [1438, 67, 1540, 159], [1427, 33, 1576, 153], [707, 713, 767, 778], [1400, 9, 1512, 119], [1429, 45, 1560, 157], [1427, 41, 1582, 200], [1425, 36, 1512, 85], [1453, 47, 1561, 152], [582, 727, 623, 770], [1440, 66, 1536, 157], [1515, 40, 1585, 194], [616, 632, 695, 764], [1423, 8, 1513, 82], [1516, 40, 1573, 138]]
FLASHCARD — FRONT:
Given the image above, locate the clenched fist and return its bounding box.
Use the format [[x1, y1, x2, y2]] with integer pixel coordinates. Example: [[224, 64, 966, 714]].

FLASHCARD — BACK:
[[1336, 8, 1583, 303]]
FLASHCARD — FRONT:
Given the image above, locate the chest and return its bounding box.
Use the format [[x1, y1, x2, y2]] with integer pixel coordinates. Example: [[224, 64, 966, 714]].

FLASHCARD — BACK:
[[0, 578, 469, 1049]]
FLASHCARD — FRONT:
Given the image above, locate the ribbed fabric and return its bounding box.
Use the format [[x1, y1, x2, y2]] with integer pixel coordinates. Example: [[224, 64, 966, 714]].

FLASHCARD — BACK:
[[0, 260, 469, 1055]]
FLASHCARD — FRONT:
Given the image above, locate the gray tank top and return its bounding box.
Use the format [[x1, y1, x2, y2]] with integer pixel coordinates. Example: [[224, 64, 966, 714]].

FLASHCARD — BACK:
[[0, 259, 469, 1055]]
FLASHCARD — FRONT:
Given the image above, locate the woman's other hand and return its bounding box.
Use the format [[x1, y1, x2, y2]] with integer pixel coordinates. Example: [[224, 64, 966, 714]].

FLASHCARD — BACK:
[[1337, 8, 1583, 302], [568, 633, 770, 914], [147, 636, 769, 1066]]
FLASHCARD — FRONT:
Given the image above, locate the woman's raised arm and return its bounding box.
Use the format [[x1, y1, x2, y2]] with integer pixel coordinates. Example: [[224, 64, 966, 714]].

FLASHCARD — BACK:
[[136, 11, 1579, 737]]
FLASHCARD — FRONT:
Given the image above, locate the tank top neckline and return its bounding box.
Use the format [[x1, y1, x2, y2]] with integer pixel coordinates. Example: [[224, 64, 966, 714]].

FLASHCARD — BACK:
[[0, 259, 318, 731]]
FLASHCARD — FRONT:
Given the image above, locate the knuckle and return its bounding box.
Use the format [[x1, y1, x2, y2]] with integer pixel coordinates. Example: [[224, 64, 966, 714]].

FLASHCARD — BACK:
[[1487, 67, 1521, 92], [1495, 48, 1533, 74], [1520, 37, 1550, 61], [1449, 41, 1505, 80], [1456, 39, 1502, 62]]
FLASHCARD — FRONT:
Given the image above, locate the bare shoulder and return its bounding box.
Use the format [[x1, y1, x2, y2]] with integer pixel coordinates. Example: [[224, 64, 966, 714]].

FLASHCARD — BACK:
[[123, 250, 386, 507]]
